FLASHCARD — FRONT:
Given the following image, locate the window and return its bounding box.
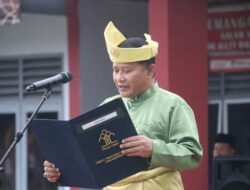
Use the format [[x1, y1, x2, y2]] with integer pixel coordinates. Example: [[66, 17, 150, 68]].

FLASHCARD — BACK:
[[0, 54, 64, 190]]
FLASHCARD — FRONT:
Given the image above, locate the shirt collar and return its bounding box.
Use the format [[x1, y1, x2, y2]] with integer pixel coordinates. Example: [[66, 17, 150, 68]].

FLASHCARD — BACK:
[[124, 82, 158, 104]]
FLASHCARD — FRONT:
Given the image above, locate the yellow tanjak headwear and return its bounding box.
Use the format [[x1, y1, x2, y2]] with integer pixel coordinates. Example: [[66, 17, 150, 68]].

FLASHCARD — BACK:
[[104, 21, 158, 63]]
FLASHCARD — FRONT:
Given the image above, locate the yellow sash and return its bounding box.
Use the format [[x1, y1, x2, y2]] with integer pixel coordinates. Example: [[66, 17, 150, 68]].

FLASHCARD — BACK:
[[104, 167, 184, 190]]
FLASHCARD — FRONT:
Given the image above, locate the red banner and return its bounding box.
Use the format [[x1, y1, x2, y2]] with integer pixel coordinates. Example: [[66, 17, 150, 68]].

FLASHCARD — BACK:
[[207, 10, 250, 72]]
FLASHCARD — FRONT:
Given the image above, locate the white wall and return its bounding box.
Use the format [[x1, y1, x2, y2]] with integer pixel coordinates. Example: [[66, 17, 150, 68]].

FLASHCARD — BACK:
[[79, 0, 148, 112], [0, 13, 67, 56]]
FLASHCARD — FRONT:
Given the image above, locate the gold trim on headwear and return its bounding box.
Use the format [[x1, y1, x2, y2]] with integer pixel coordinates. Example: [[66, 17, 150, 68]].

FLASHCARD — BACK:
[[104, 21, 158, 63]]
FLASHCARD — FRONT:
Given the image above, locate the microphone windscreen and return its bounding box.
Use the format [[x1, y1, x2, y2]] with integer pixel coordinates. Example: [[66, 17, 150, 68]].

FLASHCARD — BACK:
[[61, 72, 73, 83]]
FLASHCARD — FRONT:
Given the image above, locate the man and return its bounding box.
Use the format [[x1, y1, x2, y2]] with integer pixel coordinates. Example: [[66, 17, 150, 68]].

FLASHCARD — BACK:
[[209, 134, 236, 190], [43, 21, 203, 190], [213, 133, 236, 157]]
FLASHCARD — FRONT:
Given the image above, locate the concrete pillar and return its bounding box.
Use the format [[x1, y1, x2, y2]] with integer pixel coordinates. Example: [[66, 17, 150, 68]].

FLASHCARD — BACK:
[[149, 1, 208, 189]]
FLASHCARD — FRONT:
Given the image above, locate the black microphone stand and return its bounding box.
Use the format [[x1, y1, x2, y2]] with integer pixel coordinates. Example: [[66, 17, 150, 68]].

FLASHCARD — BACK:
[[0, 87, 52, 173]]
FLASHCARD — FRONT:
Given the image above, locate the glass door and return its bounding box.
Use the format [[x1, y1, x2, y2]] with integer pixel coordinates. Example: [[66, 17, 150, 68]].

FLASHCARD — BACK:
[[0, 114, 16, 190], [226, 102, 250, 156], [208, 102, 221, 187]]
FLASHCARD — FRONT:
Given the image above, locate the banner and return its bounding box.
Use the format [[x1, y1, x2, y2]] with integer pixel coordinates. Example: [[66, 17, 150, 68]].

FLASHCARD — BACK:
[[0, 0, 20, 25], [207, 10, 250, 72]]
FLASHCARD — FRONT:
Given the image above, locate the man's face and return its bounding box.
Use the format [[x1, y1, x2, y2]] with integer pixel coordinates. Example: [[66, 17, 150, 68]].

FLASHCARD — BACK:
[[213, 142, 235, 157], [112, 62, 154, 98]]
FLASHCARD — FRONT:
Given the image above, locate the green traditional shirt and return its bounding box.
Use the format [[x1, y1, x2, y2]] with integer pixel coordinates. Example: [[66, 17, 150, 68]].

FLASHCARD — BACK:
[[103, 82, 203, 170]]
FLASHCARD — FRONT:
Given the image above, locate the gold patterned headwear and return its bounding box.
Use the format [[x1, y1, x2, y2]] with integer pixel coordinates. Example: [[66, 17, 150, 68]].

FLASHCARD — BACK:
[[104, 21, 158, 63]]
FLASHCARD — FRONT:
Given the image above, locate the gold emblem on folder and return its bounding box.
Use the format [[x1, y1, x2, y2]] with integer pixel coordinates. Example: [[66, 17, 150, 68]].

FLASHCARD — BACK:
[[96, 129, 124, 165], [99, 129, 119, 151]]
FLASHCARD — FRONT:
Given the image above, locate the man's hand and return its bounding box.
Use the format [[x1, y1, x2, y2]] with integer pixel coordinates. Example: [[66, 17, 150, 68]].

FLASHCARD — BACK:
[[43, 160, 60, 183], [120, 135, 153, 158]]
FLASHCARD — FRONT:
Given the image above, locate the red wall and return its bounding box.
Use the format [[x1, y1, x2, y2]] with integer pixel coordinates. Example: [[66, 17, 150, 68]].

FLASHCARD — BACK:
[[67, 0, 81, 189], [67, 0, 81, 119], [149, 0, 208, 190]]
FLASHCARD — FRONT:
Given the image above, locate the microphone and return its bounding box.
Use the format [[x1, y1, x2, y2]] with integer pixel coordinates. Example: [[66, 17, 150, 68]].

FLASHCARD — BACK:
[[26, 72, 73, 92]]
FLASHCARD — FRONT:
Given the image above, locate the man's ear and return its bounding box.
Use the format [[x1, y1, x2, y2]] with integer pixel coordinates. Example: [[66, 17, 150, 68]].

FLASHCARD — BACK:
[[147, 64, 156, 78]]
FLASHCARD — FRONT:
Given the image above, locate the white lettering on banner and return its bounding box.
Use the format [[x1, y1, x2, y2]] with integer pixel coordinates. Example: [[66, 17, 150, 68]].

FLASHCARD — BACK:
[[210, 40, 250, 51], [238, 41, 250, 49], [208, 16, 250, 30], [217, 41, 237, 50], [208, 11, 250, 72], [207, 43, 216, 51], [220, 31, 244, 40], [210, 59, 250, 70]]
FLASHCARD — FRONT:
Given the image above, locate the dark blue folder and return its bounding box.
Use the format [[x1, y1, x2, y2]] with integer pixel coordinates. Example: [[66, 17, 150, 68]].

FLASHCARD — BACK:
[[30, 98, 148, 188]]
